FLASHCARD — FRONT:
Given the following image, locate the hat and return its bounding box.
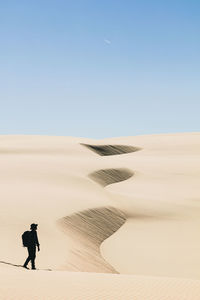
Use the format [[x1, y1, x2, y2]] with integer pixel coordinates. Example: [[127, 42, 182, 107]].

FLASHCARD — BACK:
[[30, 223, 38, 229]]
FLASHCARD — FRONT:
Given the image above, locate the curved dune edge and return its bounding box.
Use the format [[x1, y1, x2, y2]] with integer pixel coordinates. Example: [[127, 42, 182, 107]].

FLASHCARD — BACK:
[[81, 143, 141, 156], [89, 168, 134, 187], [57, 207, 126, 273]]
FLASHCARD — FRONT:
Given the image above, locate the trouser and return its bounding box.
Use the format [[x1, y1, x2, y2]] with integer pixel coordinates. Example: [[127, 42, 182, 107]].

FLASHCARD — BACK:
[[24, 246, 36, 269]]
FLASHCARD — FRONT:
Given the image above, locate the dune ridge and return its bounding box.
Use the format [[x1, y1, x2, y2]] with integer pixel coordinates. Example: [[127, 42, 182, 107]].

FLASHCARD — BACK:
[[58, 143, 136, 272], [81, 143, 141, 156], [89, 168, 134, 187], [57, 207, 126, 273]]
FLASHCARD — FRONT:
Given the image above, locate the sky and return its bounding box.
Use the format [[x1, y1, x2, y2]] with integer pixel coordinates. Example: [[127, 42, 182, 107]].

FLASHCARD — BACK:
[[0, 0, 199, 138]]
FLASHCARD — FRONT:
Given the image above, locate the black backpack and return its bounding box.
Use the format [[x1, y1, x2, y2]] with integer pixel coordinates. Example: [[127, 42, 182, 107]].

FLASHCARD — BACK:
[[22, 231, 30, 247]]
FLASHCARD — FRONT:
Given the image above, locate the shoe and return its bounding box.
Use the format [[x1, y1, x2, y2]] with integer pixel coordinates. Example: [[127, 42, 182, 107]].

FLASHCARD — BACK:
[[23, 265, 29, 269], [32, 267, 36, 270]]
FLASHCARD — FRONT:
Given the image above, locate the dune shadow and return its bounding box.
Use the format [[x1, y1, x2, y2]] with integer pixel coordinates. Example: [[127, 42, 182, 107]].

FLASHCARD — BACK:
[[81, 144, 141, 156], [89, 168, 134, 187], [57, 206, 126, 273]]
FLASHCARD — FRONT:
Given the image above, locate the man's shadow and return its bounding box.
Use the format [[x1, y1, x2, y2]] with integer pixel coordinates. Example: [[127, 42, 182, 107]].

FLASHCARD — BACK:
[[0, 260, 52, 271], [0, 260, 22, 267]]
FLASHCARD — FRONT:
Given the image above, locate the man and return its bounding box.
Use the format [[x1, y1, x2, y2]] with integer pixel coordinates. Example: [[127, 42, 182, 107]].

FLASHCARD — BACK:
[[23, 223, 40, 270]]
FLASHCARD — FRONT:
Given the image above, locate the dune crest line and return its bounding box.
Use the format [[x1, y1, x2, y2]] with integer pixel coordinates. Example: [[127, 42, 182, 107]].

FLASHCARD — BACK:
[[81, 143, 141, 156], [89, 168, 134, 187], [57, 207, 126, 273]]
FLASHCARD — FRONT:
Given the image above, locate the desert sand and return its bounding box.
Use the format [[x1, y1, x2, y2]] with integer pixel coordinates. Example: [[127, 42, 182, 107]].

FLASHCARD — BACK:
[[0, 133, 200, 299]]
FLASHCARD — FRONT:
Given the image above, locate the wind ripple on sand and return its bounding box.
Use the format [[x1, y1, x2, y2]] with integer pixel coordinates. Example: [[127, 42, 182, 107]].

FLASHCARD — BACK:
[[81, 144, 141, 156], [89, 168, 134, 187], [57, 207, 126, 273]]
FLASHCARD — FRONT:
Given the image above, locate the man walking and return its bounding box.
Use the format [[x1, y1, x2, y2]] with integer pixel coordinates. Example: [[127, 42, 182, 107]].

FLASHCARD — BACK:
[[23, 223, 40, 270]]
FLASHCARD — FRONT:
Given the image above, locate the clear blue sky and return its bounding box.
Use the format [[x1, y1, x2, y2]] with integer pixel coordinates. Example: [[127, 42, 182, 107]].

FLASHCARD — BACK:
[[0, 0, 199, 138]]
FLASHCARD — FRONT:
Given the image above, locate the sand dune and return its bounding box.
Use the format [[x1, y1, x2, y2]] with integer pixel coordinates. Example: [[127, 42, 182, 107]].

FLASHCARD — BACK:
[[89, 168, 134, 187], [57, 207, 126, 273], [0, 133, 200, 299], [1, 265, 200, 300], [81, 143, 141, 155]]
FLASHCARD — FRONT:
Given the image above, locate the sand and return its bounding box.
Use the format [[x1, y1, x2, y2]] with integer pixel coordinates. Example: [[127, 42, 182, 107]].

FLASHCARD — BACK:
[[0, 133, 200, 299]]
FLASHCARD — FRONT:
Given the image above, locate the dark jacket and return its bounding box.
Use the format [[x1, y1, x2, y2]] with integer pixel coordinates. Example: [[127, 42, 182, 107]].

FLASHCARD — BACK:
[[28, 230, 40, 247]]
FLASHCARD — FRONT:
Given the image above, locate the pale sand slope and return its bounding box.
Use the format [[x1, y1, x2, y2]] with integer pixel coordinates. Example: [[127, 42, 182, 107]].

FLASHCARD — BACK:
[[0, 133, 200, 299], [0, 264, 200, 300]]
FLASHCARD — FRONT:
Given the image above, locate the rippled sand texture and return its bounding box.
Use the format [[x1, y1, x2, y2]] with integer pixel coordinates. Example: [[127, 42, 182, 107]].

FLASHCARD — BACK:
[[81, 143, 141, 155], [89, 168, 134, 187], [58, 207, 126, 273]]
